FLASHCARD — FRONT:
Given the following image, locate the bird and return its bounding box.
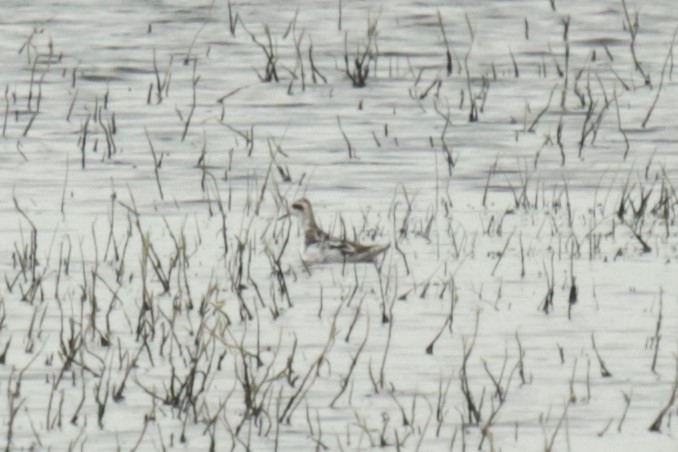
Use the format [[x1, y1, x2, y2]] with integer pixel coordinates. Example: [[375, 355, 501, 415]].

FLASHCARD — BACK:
[[286, 198, 389, 265]]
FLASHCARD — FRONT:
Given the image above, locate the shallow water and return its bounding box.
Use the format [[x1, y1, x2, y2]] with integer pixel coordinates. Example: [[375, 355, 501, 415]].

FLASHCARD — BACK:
[[1, 0, 677, 451]]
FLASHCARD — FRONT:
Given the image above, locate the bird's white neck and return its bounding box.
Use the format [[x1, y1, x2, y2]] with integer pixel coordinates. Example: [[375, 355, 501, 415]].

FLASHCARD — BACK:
[[298, 214, 316, 233]]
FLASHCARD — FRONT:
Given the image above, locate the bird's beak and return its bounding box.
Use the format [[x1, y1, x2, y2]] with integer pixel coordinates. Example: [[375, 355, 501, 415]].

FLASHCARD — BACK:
[[278, 211, 291, 220]]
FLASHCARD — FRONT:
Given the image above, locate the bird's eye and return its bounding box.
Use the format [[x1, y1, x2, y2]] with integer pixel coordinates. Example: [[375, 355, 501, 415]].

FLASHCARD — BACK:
[[292, 204, 302, 210]]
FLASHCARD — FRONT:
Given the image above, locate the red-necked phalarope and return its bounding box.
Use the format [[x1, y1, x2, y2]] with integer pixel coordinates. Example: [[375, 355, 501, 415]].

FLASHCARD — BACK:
[[288, 198, 389, 265]]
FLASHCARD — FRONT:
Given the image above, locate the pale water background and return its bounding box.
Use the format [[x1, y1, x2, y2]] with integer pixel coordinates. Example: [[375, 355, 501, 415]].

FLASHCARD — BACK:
[[0, 0, 677, 450]]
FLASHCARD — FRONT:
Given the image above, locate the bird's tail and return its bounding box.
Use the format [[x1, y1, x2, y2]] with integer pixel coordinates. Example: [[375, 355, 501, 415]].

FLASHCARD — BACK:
[[370, 243, 390, 258]]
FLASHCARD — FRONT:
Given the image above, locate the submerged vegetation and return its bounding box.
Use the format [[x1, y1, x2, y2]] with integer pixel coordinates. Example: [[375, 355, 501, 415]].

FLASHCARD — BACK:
[[0, 0, 677, 450]]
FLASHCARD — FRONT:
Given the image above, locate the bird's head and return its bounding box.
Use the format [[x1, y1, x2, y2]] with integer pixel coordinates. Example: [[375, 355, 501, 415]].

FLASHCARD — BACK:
[[290, 198, 316, 228]]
